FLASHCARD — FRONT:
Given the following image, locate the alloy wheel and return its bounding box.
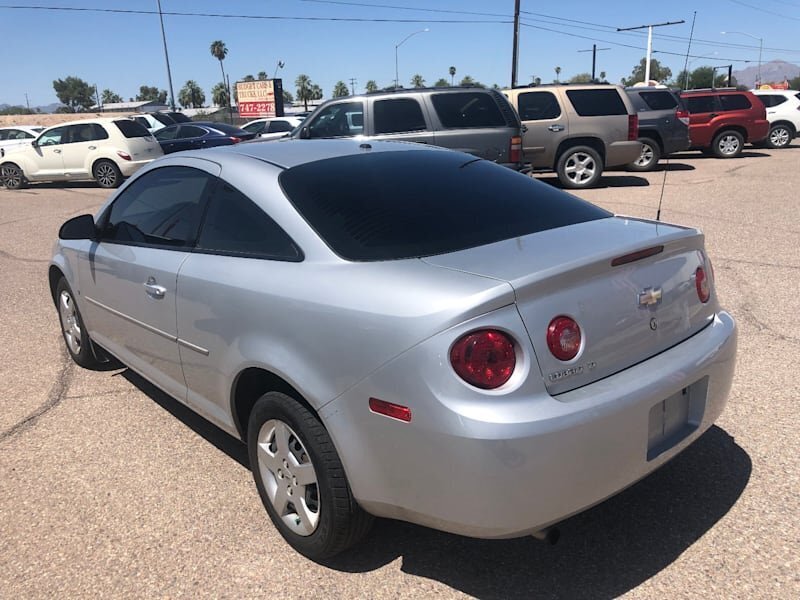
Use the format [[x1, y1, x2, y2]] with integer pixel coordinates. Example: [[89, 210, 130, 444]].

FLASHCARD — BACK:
[[564, 152, 597, 185], [634, 143, 655, 168], [718, 135, 741, 155], [59, 290, 82, 356], [770, 127, 790, 148], [95, 163, 118, 187]]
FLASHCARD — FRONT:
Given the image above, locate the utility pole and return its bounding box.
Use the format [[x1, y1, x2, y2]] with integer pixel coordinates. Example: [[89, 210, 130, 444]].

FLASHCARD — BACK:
[[617, 20, 685, 84], [511, 0, 521, 88], [156, 0, 177, 110], [577, 45, 610, 81], [94, 84, 101, 112], [24, 93, 30, 111], [349, 77, 357, 95]]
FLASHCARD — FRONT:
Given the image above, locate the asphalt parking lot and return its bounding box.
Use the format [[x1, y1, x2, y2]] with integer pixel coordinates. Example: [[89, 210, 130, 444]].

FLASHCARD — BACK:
[[1, 148, 798, 599]]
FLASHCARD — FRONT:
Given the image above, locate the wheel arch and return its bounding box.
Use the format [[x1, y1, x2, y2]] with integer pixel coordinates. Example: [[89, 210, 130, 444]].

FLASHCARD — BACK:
[[770, 120, 797, 137], [713, 125, 748, 143], [638, 130, 664, 152], [91, 156, 120, 175], [553, 137, 605, 169], [48, 265, 66, 306]]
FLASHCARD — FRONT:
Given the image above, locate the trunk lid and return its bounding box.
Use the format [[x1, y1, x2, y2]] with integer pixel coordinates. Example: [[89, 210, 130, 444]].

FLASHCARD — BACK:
[[422, 217, 716, 395]]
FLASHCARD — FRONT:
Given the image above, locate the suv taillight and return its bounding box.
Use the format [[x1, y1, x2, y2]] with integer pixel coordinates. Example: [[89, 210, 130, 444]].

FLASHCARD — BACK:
[[510, 135, 522, 164], [627, 114, 639, 141], [676, 109, 690, 126]]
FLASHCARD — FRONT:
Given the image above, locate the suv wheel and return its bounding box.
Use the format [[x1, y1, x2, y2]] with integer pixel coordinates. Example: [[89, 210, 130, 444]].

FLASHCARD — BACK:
[[628, 138, 661, 172], [712, 130, 744, 158], [93, 160, 123, 188], [556, 146, 602, 188], [766, 124, 792, 149]]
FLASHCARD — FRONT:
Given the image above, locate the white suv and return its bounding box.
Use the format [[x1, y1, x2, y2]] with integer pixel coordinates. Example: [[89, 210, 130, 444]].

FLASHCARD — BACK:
[[752, 89, 800, 149], [0, 117, 162, 189]]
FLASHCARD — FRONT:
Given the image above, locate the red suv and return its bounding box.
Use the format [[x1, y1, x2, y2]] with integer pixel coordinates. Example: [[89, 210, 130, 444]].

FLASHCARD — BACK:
[[680, 89, 769, 158]]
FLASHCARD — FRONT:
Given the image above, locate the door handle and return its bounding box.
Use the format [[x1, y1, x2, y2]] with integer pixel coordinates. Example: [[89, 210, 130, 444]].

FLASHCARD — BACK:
[[144, 277, 166, 299], [88, 145, 96, 150], [548, 124, 565, 132], [53, 149, 62, 154]]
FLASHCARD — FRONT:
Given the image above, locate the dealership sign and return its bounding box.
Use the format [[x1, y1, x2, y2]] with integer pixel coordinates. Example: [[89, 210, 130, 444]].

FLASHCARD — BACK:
[[237, 79, 285, 118]]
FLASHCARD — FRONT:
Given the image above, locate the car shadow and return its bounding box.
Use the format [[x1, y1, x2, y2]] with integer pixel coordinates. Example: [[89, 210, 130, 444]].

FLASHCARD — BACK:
[[651, 162, 696, 172], [670, 150, 771, 160], [119, 369, 750, 598], [536, 174, 650, 189]]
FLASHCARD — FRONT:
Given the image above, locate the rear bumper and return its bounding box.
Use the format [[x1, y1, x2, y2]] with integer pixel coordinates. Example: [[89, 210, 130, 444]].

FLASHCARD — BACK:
[[118, 158, 156, 177], [321, 310, 737, 539], [605, 140, 644, 167], [749, 120, 770, 143]]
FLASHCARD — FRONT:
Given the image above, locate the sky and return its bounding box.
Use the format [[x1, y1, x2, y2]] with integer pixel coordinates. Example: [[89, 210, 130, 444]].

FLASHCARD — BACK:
[[3, 0, 800, 109]]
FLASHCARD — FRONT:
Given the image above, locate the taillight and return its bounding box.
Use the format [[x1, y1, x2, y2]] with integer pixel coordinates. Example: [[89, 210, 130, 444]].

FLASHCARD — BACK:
[[546, 316, 582, 361], [695, 266, 711, 303], [628, 114, 639, 141], [229, 136, 242, 144], [509, 135, 522, 163], [116, 151, 132, 161], [676, 109, 690, 126], [450, 329, 516, 389]]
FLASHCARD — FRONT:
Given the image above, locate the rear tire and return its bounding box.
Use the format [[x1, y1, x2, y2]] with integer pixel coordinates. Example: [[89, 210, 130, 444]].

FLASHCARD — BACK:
[[766, 124, 793, 149], [93, 160, 122, 188], [55, 278, 102, 369], [556, 145, 602, 188], [1, 163, 27, 189], [248, 392, 373, 560], [711, 130, 744, 158], [628, 137, 661, 172]]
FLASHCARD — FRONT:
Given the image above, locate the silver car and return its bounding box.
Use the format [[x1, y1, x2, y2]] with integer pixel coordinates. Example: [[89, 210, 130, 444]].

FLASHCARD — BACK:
[[50, 139, 737, 560]]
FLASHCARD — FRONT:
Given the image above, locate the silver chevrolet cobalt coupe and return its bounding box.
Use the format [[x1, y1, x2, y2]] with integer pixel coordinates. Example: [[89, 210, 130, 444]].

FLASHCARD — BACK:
[[50, 139, 736, 560]]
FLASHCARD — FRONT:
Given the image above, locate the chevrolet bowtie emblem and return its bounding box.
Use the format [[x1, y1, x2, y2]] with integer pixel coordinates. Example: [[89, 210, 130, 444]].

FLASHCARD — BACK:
[[638, 287, 663, 307]]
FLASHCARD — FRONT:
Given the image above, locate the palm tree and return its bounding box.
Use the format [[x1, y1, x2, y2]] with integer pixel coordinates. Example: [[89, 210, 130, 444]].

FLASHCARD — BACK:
[[211, 82, 229, 108], [333, 81, 349, 98], [554, 66, 561, 83], [459, 75, 476, 87], [210, 40, 230, 118], [257, 71, 268, 81], [101, 89, 122, 104], [365, 80, 378, 93], [410, 74, 425, 88], [599, 71, 607, 82], [449, 65, 456, 86], [296, 74, 313, 111], [178, 80, 205, 108], [433, 78, 449, 87]]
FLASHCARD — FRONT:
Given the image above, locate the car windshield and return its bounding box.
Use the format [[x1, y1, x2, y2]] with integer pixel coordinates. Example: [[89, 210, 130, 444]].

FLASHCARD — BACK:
[[280, 150, 611, 261]]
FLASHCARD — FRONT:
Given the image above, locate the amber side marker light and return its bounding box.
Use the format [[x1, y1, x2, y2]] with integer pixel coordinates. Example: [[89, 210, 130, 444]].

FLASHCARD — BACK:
[[369, 398, 412, 423]]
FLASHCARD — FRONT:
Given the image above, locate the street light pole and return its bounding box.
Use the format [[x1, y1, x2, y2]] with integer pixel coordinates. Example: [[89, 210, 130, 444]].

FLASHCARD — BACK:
[[617, 20, 685, 84], [394, 28, 429, 90], [156, 0, 177, 110], [721, 31, 763, 86]]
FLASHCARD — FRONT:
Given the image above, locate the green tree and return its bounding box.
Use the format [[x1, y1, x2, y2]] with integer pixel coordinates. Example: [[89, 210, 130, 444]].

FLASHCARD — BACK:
[[622, 57, 672, 86], [258, 71, 268, 81], [136, 85, 167, 103], [101, 89, 123, 104], [554, 66, 561, 83], [242, 74, 256, 82], [449, 65, 456, 86], [365, 80, 378, 93], [0, 105, 34, 115], [568, 72, 593, 83], [52, 76, 95, 112], [283, 90, 294, 104], [459, 75, 485, 88], [433, 78, 450, 87], [178, 80, 205, 108], [599, 71, 607, 82], [210, 40, 230, 109], [679, 66, 733, 90], [411, 74, 425, 88], [296, 74, 316, 111], [311, 84, 323, 102], [333, 81, 350, 97], [211, 81, 229, 107], [790, 76, 800, 90]]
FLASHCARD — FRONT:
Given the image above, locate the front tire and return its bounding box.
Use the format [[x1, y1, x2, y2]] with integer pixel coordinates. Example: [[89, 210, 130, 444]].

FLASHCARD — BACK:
[[712, 130, 744, 158], [556, 146, 602, 188], [766, 124, 793, 149], [628, 137, 661, 172], [1, 163, 27, 189], [248, 392, 373, 560], [93, 160, 122, 188], [55, 278, 101, 369]]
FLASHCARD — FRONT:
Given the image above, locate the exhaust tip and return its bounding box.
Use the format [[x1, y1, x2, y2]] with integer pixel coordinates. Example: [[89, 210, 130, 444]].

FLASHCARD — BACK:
[[532, 526, 560, 545]]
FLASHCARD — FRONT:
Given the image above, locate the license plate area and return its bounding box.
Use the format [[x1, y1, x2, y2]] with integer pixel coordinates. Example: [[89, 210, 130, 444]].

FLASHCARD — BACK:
[[647, 377, 708, 461]]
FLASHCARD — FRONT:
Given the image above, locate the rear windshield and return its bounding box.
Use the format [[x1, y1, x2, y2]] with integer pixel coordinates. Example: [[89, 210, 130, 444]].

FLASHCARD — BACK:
[[150, 113, 175, 126], [166, 112, 191, 123], [280, 150, 610, 261], [204, 122, 247, 135], [114, 119, 152, 138], [567, 89, 628, 116], [639, 91, 678, 111], [431, 92, 507, 128]]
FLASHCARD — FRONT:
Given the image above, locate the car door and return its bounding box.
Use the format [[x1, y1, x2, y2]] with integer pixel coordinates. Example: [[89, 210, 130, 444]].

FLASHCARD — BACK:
[[28, 126, 68, 179], [61, 123, 108, 178], [684, 95, 718, 148], [175, 124, 209, 151], [513, 90, 566, 168], [368, 97, 434, 145], [76, 161, 219, 401]]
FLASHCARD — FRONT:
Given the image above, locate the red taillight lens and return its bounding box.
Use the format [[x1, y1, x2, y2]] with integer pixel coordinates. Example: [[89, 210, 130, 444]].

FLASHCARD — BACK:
[[676, 109, 690, 126], [628, 114, 639, 141], [229, 136, 242, 144], [116, 151, 132, 161], [509, 135, 522, 163], [450, 329, 516, 389], [695, 266, 711, 303], [546, 316, 582, 361]]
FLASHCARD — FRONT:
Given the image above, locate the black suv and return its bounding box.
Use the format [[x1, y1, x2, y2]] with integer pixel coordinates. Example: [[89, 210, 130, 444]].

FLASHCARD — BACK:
[[290, 87, 525, 170], [625, 87, 691, 171]]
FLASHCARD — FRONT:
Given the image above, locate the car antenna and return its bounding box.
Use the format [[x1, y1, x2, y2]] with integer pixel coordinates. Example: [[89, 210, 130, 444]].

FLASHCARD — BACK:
[[656, 157, 669, 221]]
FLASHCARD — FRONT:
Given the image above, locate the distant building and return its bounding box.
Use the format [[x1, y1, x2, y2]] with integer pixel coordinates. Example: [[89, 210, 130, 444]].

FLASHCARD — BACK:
[[90, 100, 169, 113]]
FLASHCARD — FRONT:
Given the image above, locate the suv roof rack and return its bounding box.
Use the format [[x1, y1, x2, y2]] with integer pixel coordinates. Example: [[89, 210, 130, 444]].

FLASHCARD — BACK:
[[365, 85, 492, 96], [682, 87, 739, 93], [510, 82, 614, 89]]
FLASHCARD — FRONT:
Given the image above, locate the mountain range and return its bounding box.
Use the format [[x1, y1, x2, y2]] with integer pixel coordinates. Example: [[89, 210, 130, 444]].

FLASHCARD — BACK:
[[732, 60, 800, 88]]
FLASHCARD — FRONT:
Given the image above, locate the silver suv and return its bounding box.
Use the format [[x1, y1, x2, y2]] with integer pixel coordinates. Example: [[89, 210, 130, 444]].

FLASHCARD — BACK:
[[289, 87, 525, 170], [503, 84, 642, 188]]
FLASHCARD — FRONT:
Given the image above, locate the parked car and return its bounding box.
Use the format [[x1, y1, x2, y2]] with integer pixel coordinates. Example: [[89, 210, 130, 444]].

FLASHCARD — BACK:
[[0, 125, 44, 158], [0, 118, 161, 189], [625, 87, 691, 171], [502, 83, 642, 188], [50, 139, 736, 560], [153, 121, 255, 154], [680, 88, 769, 157], [242, 116, 304, 140], [751, 89, 800, 149], [290, 87, 526, 171]]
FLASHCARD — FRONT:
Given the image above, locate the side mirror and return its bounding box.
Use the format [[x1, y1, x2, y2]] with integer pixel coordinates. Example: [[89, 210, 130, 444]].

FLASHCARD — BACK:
[[299, 126, 311, 140], [31, 140, 38, 148], [59, 214, 97, 240]]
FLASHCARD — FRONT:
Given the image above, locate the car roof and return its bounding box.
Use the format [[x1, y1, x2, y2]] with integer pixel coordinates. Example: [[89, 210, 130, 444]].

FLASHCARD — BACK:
[[41, 117, 127, 129], [0, 125, 43, 130], [193, 138, 450, 170]]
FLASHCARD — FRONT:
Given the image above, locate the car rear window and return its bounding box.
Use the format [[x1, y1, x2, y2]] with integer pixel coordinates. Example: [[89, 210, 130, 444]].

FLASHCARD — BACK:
[[757, 94, 787, 108], [566, 89, 627, 116], [114, 119, 152, 138], [151, 113, 175, 126], [279, 150, 610, 261], [431, 92, 506, 128], [638, 91, 678, 111], [719, 94, 752, 111]]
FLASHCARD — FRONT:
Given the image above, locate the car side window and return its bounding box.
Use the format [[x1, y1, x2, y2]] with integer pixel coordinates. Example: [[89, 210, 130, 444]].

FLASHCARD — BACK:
[[719, 94, 752, 111], [566, 90, 627, 116], [243, 122, 266, 133], [307, 101, 364, 138], [133, 116, 150, 129], [517, 92, 561, 121], [267, 120, 295, 133], [154, 126, 178, 141], [374, 99, 427, 134], [37, 126, 68, 146], [196, 180, 302, 261], [639, 91, 678, 111], [431, 92, 506, 128], [686, 96, 716, 114], [0, 130, 8, 140], [179, 125, 207, 139], [99, 166, 213, 248], [758, 95, 786, 108]]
